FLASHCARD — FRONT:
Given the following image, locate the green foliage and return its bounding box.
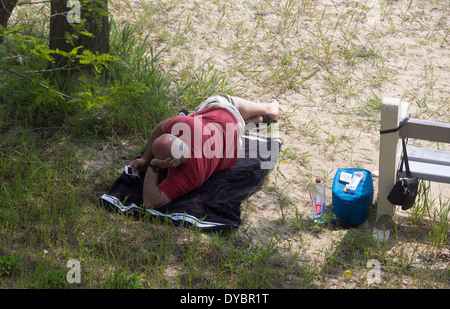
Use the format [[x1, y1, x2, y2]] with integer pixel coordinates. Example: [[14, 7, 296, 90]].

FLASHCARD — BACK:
[[78, 50, 116, 73], [1, 15, 175, 138], [0, 255, 18, 277], [49, 45, 117, 73], [67, 19, 174, 135], [2, 26, 115, 72], [33, 264, 68, 289], [104, 270, 145, 289]]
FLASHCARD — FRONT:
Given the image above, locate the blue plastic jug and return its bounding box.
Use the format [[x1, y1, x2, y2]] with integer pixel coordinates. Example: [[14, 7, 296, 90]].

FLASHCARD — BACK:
[[331, 168, 374, 227]]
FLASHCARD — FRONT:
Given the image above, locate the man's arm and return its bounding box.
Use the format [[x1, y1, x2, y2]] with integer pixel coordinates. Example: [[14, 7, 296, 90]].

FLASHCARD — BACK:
[[129, 119, 169, 173], [142, 167, 171, 208]]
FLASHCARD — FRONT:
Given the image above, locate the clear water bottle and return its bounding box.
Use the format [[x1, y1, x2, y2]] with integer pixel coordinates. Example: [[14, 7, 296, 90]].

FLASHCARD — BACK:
[[312, 178, 326, 223]]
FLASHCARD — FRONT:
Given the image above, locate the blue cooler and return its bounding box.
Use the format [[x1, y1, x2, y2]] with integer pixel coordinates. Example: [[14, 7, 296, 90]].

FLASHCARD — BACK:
[[332, 168, 374, 227]]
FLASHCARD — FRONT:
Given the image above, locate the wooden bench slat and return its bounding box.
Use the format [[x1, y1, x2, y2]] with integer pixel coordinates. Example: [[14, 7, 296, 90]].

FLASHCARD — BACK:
[[400, 118, 450, 143], [407, 146, 450, 166], [399, 160, 450, 184]]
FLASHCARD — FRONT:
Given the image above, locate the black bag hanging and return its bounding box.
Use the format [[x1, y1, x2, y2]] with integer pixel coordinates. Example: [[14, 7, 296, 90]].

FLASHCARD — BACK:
[[387, 138, 419, 210]]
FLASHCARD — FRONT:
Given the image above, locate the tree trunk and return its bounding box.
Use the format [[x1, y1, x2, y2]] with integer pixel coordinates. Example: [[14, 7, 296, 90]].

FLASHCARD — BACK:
[[78, 0, 110, 55], [49, 0, 75, 67], [0, 0, 19, 44], [49, 0, 109, 69]]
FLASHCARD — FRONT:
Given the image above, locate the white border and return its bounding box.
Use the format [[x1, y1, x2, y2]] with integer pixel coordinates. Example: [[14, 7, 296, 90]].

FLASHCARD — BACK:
[[100, 194, 229, 229]]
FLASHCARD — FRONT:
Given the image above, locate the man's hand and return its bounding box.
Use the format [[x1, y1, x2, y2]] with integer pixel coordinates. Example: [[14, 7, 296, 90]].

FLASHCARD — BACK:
[[129, 118, 170, 177], [128, 157, 149, 177], [151, 157, 181, 169]]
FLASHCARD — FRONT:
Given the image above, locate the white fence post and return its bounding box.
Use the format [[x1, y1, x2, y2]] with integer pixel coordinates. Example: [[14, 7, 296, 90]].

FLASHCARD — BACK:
[[376, 98, 409, 219]]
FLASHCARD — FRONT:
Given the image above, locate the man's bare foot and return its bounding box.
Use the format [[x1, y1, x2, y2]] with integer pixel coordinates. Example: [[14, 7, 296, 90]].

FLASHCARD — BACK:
[[266, 99, 279, 121], [244, 100, 279, 124]]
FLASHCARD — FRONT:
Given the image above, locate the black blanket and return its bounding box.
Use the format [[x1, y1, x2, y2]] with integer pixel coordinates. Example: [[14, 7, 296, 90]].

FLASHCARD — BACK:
[[100, 135, 281, 229]]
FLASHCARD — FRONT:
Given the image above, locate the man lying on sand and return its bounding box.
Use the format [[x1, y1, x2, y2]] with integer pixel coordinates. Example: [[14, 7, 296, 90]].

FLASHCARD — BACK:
[[128, 94, 279, 208]]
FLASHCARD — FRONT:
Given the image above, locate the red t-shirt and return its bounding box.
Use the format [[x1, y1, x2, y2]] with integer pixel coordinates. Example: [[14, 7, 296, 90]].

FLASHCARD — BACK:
[[158, 106, 240, 201]]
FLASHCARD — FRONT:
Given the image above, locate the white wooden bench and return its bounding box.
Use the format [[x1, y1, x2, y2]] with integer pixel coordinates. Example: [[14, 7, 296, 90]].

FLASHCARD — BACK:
[[374, 97, 450, 241]]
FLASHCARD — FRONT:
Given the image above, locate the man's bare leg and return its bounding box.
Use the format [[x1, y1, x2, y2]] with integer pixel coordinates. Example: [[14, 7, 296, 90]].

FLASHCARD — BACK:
[[231, 96, 279, 124]]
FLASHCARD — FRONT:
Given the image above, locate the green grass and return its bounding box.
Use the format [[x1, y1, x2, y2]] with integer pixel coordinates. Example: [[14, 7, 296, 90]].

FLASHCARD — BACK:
[[0, 10, 299, 289], [1, 0, 449, 290]]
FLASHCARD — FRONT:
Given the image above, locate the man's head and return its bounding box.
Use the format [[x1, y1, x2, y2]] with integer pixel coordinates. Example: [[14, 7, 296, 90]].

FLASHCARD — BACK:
[[152, 134, 189, 162]]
